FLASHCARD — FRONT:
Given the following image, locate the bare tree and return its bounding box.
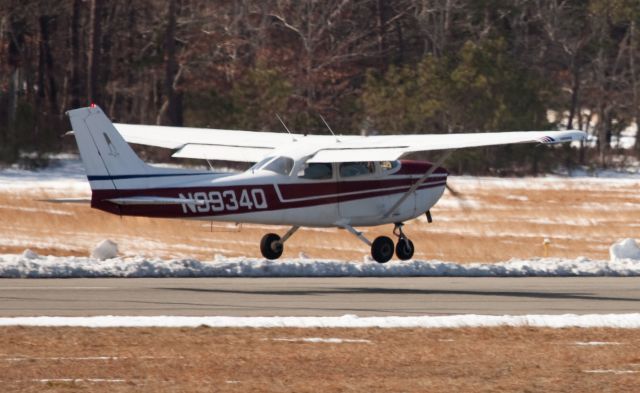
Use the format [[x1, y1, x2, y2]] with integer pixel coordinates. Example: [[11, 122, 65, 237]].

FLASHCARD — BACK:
[[87, 0, 102, 104]]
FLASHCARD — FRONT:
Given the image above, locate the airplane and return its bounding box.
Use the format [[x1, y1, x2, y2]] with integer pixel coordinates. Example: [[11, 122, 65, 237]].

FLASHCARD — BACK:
[[66, 105, 586, 263]]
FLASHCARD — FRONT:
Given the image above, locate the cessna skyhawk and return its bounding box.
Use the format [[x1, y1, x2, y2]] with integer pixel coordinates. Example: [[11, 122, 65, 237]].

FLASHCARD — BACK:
[[67, 105, 585, 263]]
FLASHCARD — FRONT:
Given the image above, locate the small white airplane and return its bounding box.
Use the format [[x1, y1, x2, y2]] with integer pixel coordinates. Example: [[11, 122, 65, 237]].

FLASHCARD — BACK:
[[67, 105, 585, 262]]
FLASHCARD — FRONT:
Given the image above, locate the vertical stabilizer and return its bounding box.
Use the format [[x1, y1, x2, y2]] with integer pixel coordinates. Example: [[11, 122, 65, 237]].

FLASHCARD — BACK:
[[67, 106, 155, 190]]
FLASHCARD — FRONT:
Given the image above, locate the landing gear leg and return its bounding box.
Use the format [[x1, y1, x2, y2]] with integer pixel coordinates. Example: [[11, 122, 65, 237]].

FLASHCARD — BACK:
[[260, 226, 300, 260], [393, 223, 414, 260], [341, 224, 394, 264]]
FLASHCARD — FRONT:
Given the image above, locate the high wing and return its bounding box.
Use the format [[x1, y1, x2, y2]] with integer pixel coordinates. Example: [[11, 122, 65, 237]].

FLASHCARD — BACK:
[[306, 130, 585, 162], [114, 123, 585, 163], [114, 123, 331, 162]]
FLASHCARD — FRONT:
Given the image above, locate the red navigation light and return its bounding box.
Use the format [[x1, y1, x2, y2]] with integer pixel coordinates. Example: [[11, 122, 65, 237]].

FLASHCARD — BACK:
[[90, 102, 96, 108]]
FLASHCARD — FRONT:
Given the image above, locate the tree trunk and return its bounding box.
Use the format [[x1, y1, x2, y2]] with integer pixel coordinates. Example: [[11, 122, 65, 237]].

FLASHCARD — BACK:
[[87, 0, 102, 104], [38, 15, 58, 113], [631, 21, 640, 154], [376, 0, 387, 64], [598, 106, 611, 167], [566, 62, 580, 130], [7, 17, 24, 129], [70, 0, 83, 108], [161, 0, 181, 126]]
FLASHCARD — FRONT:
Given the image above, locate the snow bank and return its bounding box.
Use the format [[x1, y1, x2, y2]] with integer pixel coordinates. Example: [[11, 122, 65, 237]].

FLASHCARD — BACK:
[[1, 313, 640, 328], [90, 240, 119, 260], [610, 238, 640, 261], [1, 254, 640, 278]]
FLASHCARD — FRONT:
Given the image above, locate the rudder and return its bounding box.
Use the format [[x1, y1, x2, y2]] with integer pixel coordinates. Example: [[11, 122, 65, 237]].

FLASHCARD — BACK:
[[67, 105, 153, 190]]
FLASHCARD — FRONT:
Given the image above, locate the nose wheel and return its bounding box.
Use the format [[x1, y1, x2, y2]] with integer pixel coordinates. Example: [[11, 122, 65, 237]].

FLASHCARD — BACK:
[[395, 238, 415, 260], [393, 223, 414, 261]]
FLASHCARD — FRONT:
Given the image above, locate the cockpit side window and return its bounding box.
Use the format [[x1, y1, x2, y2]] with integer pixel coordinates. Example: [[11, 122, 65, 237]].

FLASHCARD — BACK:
[[298, 162, 333, 180], [339, 161, 375, 178], [264, 156, 294, 175]]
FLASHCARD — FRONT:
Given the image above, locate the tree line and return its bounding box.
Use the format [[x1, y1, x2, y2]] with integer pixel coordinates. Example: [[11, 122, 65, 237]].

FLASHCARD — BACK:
[[1, 0, 639, 173]]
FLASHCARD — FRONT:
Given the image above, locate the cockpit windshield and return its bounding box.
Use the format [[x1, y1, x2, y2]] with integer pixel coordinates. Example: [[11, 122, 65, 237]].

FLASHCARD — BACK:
[[249, 156, 274, 172], [264, 156, 294, 175], [249, 156, 294, 176]]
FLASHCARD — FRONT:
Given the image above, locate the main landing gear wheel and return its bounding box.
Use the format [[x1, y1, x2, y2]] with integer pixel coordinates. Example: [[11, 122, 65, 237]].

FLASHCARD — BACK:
[[260, 233, 283, 260], [371, 236, 394, 263], [396, 238, 415, 260]]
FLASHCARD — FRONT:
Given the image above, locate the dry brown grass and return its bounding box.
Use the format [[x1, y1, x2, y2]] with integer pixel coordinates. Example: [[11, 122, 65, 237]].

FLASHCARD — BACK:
[[1, 176, 638, 262], [0, 326, 639, 392]]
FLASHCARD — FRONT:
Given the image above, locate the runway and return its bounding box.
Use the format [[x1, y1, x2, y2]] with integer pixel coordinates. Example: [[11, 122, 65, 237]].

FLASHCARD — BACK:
[[0, 277, 639, 317]]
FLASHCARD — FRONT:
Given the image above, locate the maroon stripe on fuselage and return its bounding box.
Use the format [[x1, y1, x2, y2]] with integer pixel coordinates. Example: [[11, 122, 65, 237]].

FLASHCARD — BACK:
[[91, 179, 446, 218], [90, 160, 448, 219]]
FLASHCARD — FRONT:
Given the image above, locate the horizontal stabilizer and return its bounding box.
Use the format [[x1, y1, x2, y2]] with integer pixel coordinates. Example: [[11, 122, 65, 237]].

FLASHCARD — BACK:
[[104, 196, 205, 206], [38, 198, 91, 204]]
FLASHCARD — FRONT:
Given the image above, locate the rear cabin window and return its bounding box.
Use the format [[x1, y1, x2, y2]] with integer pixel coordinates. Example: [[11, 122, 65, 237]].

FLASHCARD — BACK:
[[380, 160, 400, 172], [264, 156, 294, 175], [339, 161, 375, 178], [298, 163, 333, 180]]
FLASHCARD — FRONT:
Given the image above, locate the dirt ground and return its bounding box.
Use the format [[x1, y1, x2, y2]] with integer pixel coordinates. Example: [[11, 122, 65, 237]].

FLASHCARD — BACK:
[[0, 326, 638, 392], [1, 176, 638, 262]]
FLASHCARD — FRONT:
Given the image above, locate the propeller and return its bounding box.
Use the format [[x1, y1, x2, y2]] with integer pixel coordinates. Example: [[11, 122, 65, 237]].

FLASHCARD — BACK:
[[445, 183, 462, 198], [443, 182, 471, 213]]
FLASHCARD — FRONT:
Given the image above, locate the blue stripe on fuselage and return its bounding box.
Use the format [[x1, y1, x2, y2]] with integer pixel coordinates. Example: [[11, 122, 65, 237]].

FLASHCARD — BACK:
[[87, 173, 213, 181]]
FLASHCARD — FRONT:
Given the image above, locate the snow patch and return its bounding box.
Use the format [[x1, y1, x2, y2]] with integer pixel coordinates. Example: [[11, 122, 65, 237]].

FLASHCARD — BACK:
[[2, 253, 640, 278], [582, 369, 639, 375], [1, 314, 640, 328], [573, 341, 621, 346], [90, 240, 119, 260], [610, 238, 640, 261], [269, 337, 371, 344], [21, 249, 39, 260]]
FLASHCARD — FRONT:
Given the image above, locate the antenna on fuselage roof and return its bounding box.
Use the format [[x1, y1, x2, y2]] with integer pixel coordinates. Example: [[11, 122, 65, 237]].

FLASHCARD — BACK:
[[319, 114, 340, 143], [275, 114, 297, 142]]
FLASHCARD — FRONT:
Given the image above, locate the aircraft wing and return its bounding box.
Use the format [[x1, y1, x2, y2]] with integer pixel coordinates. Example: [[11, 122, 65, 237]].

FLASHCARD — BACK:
[[114, 123, 331, 162], [115, 122, 585, 163], [306, 130, 586, 162]]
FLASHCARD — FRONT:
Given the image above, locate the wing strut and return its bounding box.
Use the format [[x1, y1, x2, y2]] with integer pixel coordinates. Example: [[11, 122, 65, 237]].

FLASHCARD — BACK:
[[382, 150, 454, 219]]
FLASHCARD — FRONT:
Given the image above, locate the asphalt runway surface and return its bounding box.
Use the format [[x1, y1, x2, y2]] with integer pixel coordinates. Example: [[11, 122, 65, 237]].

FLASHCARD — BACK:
[[1, 277, 639, 317]]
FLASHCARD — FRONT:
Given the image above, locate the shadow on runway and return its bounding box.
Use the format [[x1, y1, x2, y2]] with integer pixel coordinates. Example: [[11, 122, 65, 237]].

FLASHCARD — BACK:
[[157, 287, 640, 303]]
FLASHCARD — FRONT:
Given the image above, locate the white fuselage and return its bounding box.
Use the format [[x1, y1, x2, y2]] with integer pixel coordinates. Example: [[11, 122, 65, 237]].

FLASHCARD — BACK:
[[90, 160, 447, 227]]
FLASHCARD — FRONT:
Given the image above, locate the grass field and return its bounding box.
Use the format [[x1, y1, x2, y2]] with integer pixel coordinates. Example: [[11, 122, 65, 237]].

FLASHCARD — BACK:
[[1, 326, 639, 392], [2, 172, 639, 392], [1, 176, 638, 262]]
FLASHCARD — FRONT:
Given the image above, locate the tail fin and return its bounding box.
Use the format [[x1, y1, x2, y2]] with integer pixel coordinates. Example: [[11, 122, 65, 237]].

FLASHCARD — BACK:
[[67, 105, 174, 191]]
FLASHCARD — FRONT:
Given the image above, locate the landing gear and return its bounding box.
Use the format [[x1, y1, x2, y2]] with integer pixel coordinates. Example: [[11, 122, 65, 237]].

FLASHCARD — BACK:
[[340, 222, 415, 263], [259, 226, 299, 260], [371, 236, 394, 263], [396, 238, 414, 260], [260, 233, 283, 259], [393, 223, 414, 260]]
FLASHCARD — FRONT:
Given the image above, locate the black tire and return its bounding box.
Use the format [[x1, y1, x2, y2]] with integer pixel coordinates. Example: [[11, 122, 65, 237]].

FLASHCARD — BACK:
[[396, 238, 414, 260], [260, 233, 283, 259], [371, 236, 394, 263]]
